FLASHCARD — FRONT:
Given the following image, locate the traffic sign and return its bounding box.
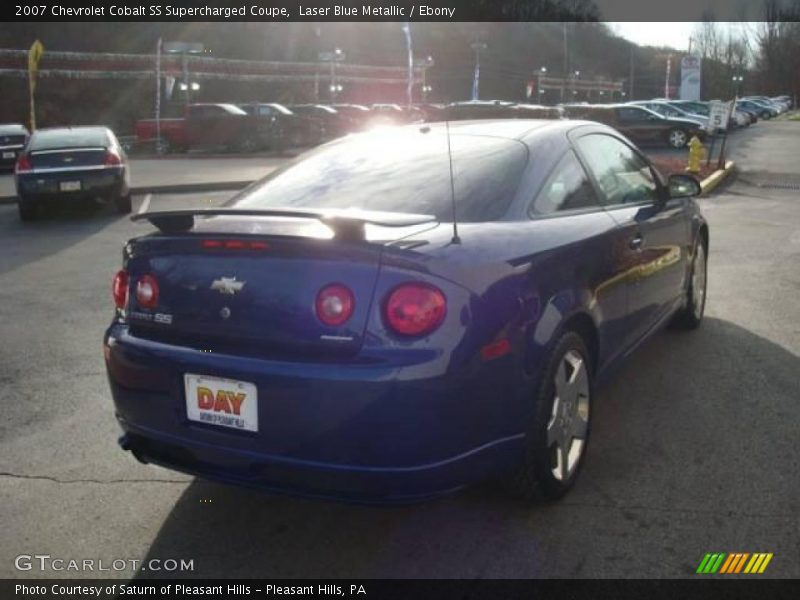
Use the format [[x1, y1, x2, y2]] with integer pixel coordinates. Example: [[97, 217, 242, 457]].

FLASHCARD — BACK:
[[709, 101, 731, 131]]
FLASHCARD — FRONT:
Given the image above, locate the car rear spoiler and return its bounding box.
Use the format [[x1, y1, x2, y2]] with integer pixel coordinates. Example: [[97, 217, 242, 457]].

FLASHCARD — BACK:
[[131, 207, 437, 242]]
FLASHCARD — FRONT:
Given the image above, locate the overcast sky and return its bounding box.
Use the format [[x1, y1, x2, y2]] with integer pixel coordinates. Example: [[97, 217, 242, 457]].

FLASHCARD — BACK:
[[609, 22, 759, 52]]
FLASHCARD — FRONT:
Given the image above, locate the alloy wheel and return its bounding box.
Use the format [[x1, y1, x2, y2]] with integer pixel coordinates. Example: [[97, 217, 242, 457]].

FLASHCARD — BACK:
[[547, 349, 590, 482], [669, 130, 688, 148], [693, 243, 707, 319]]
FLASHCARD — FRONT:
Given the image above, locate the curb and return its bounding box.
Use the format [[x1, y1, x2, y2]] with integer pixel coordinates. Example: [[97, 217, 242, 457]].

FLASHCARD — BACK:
[[699, 160, 735, 196], [0, 180, 254, 205]]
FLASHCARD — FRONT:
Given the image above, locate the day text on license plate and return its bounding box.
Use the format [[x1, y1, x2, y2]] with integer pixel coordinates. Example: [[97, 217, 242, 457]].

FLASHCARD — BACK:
[[184, 374, 258, 432], [59, 181, 81, 192], [2, 152, 14, 159]]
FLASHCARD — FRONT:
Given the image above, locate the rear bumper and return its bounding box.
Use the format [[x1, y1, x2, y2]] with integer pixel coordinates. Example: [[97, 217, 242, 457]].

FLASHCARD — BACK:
[[16, 167, 127, 200], [104, 323, 529, 503], [0, 145, 24, 169], [117, 426, 523, 504]]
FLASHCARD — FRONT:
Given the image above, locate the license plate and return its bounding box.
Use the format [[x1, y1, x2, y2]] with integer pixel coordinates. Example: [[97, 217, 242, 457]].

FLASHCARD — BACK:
[[2, 152, 14, 159], [184, 374, 258, 432], [59, 181, 81, 192]]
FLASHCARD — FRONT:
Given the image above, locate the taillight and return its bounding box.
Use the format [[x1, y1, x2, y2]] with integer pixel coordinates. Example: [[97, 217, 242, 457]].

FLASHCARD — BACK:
[[136, 275, 159, 309], [315, 284, 355, 326], [384, 283, 446, 337], [15, 154, 32, 173], [112, 270, 129, 309], [104, 150, 122, 166]]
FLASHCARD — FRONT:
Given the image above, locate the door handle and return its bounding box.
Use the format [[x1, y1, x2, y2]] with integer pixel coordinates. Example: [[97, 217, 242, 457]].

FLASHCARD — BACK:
[[629, 235, 644, 250]]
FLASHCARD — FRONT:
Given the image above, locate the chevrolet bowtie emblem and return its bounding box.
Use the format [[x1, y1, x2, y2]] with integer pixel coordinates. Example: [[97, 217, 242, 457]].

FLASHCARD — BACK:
[[210, 277, 245, 295]]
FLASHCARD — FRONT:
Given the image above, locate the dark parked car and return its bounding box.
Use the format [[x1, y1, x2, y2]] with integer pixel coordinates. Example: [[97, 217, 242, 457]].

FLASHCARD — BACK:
[[736, 99, 776, 120], [444, 100, 519, 120], [563, 104, 707, 149], [184, 103, 270, 152], [0, 123, 30, 170], [330, 103, 374, 130], [442, 101, 563, 122], [15, 126, 131, 221], [106, 119, 708, 503], [288, 104, 351, 140], [238, 103, 324, 149], [368, 103, 422, 126]]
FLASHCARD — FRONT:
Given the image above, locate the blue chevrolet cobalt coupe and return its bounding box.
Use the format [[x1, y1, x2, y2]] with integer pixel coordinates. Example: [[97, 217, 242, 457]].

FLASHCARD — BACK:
[[104, 120, 708, 503]]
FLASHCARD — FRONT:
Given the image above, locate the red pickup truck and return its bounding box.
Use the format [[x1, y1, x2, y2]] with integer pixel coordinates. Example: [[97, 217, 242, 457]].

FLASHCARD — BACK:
[[135, 103, 269, 153]]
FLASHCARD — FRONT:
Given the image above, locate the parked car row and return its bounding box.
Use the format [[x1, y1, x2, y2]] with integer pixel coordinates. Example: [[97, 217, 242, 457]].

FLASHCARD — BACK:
[[133, 102, 425, 154], [4, 91, 793, 223]]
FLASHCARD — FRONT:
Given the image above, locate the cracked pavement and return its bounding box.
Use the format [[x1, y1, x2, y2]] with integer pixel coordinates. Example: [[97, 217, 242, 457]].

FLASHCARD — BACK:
[[0, 124, 798, 578]]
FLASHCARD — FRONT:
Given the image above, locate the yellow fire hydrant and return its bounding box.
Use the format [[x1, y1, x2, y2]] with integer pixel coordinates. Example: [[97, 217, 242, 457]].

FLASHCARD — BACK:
[[686, 136, 706, 174]]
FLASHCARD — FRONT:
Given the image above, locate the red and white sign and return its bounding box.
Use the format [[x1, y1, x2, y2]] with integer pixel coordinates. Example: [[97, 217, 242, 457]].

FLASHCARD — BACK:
[[185, 374, 258, 432]]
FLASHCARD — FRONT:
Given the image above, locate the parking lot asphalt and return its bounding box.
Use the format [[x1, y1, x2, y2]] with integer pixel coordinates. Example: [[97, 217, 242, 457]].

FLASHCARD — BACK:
[[0, 155, 288, 200], [0, 122, 798, 579]]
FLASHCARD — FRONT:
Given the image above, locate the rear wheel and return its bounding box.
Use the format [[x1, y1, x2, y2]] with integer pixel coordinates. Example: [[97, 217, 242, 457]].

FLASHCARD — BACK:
[[672, 239, 707, 329], [236, 135, 260, 153], [115, 192, 132, 215], [508, 331, 592, 501], [17, 196, 39, 222], [667, 128, 689, 149]]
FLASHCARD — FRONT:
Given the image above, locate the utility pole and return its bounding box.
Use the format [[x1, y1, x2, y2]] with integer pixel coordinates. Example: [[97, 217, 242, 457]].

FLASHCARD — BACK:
[[628, 44, 635, 100], [562, 23, 569, 103], [665, 54, 672, 99]]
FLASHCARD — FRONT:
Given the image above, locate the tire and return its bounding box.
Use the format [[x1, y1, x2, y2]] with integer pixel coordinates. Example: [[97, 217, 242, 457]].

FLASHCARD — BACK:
[[671, 238, 707, 330], [236, 135, 259, 153], [508, 331, 593, 501], [667, 128, 689, 149], [115, 192, 132, 215], [17, 196, 39, 222]]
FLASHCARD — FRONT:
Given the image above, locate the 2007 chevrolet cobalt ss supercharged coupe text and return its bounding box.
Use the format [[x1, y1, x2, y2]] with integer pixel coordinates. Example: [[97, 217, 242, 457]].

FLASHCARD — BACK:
[[104, 119, 708, 503]]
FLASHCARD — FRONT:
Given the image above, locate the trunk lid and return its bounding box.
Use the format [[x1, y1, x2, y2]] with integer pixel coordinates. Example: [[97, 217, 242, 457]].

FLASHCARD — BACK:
[[125, 226, 383, 358], [30, 147, 108, 169]]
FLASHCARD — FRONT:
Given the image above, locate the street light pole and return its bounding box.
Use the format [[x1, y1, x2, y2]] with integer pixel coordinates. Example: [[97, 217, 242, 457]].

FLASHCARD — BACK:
[[731, 75, 744, 98], [537, 66, 547, 104], [319, 48, 345, 103], [415, 55, 434, 103], [571, 69, 580, 101], [470, 42, 487, 101]]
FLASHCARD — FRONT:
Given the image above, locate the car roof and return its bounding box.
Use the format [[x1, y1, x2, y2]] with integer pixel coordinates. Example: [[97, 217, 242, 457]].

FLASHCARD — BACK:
[[32, 125, 111, 135], [405, 118, 602, 143]]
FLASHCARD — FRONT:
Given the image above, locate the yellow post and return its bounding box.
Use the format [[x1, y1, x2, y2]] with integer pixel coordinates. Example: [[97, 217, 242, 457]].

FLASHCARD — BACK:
[[686, 135, 705, 174], [28, 40, 45, 132]]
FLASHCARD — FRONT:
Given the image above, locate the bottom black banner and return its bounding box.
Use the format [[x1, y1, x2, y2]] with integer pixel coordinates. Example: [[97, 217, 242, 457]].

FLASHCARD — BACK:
[[4, 579, 800, 600]]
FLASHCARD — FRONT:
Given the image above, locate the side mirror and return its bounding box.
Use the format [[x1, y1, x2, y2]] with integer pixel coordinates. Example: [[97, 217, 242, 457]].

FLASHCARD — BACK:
[[667, 173, 702, 198]]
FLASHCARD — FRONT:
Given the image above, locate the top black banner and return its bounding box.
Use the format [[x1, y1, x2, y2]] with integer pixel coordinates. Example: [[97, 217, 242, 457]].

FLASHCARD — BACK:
[[5, 0, 800, 22]]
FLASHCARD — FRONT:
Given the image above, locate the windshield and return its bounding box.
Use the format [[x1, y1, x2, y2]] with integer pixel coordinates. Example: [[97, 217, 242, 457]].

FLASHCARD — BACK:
[[231, 128, 528, 222], [29, 128, 110, 150]]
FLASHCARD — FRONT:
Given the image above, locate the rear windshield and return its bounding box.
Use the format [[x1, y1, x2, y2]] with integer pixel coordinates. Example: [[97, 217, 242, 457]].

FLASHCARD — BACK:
[[0, 124, 28, 136], [232, 128, 529, 222], [29, 128, 110, 151]]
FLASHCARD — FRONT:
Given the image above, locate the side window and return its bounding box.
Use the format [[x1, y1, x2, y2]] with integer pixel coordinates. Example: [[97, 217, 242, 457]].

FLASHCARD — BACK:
[[530, 150, 600, 216], [190, 106, 214, 118], [617, 107, 646, 121], [575, 134, 660, 206]]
